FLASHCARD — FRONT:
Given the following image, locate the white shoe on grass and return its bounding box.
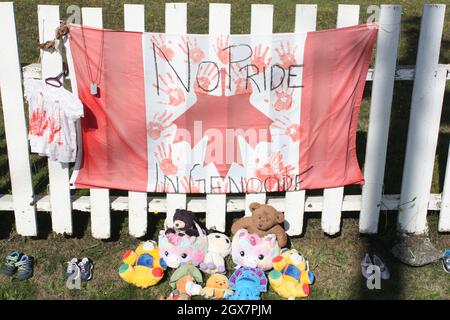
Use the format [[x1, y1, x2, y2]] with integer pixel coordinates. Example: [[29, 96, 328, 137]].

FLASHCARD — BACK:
[[372, 254, 390, 280], [66, 258, 80, 280], [361, 253, 373, 280]]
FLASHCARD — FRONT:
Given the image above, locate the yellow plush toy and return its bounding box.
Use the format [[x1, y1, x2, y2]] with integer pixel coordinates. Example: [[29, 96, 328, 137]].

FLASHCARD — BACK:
[[201, 274, 233, 300], [268, 249, 314, 299], [119, 241, 167, 288]]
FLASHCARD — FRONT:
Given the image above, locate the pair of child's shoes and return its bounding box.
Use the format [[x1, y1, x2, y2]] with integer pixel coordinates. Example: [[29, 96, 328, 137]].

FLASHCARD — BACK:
[[361, 253, 390, 280], [66, 257, 93, 282], [1, 251, 34, 280]]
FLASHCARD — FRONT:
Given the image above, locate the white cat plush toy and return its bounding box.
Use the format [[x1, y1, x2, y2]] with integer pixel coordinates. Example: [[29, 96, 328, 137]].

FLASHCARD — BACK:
[[200, 233, 232, 274]]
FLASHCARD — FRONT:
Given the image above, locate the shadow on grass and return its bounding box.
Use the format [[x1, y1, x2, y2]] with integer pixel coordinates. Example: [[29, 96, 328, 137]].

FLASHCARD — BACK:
[[142, 210, 166, 241], [297, 211, 406, 299], [438, 132, 450, 192], [356, 211, 405, 299], [348, 14, 422, 299], [35, 212, 52, 239], [0, 211, 14, 240], [72, 211, 90, 239]]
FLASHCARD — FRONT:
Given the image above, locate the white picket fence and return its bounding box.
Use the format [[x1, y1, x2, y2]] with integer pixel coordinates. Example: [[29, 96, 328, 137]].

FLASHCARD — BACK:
[[0, 2, 448, 239]]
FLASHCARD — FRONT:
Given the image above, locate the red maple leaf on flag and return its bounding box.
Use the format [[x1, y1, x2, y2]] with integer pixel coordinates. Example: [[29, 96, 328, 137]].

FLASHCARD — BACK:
[[173, 68, 273, 176]]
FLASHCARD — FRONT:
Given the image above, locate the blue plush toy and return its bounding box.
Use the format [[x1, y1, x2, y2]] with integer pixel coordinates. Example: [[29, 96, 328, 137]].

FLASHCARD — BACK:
[[227, 267, 267, 300]]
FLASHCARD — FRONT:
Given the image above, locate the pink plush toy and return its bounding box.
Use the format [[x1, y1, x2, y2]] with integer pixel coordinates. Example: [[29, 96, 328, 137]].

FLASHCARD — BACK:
[[158, 223, 207, 269], [231, 229, 280, 271]]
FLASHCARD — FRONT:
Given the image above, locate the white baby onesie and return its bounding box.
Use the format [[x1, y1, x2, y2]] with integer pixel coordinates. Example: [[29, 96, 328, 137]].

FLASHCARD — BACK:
[[23, 78, 83, 163]]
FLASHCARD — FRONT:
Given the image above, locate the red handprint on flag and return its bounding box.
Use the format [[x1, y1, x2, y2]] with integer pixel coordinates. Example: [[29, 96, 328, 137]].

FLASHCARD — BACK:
[[214, 35, 232, 65], [151, 34, 174, 61], [194, 62, 220, 94], [230, 63, 253, 95], [254, 152, 295, 191], [153, 73, 186, 107], [274, 88, 294, 111], [179, 36, 205, 64], [181, 176, 203, 193], [147, 111, 173, 140], [251, 44, 271, 73], [155, 143, 178, 176], [243, 178, 263, 193], [275, 41, 297, 70], [273, 116, 302, 142]]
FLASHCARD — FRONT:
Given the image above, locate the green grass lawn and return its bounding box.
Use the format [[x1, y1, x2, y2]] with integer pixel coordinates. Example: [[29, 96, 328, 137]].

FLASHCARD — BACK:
[[0, 0, 449, 300], [0, 211, 448, 300]]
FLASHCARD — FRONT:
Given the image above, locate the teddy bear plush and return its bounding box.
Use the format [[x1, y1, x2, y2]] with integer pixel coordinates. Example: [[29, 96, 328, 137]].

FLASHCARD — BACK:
[[118, 241, 167, 288], [165, 209, 204, 237], [231, 202, 288, 248], [200, 232, 231, 274]]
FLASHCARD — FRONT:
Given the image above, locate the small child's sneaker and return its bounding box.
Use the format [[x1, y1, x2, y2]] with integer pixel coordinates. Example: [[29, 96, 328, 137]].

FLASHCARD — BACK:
[[78, 257, 93, 281], [15, 254, 34, 281], [1, 251, 22, 276], [442, 249, 450, 274], [66, 258, 80, 280], [372, 254, 390, 280], [361, 253, 373, 280]]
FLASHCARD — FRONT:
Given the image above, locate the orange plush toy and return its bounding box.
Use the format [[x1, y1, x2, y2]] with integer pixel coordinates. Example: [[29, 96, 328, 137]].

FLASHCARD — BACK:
[[201, 274, 233, 299]]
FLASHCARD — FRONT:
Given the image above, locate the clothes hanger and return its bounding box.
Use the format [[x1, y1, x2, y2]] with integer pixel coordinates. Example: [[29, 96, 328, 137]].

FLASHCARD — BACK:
[[45, 62, 69, 88]]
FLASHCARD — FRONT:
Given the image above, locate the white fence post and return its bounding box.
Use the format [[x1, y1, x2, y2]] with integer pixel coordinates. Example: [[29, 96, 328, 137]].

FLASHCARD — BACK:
[[243, 4, 274, 216], [164, 3, 187, 227], [81, 7, 111, 239], [284, 4, 317, 236], [38, 4, 74, 235], [0, 2, 37, 236], [321, 4, 360, 235], [398, 4, 446, 234], [205, 3, 230, 232], [359, 5, 402, 233], [1, 2, 448, 238], [124, 4, 148, 238]]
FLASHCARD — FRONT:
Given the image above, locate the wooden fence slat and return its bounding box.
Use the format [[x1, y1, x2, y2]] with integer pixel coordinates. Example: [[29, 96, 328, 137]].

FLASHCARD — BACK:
[[321, 4, 359, 235], [322, 188, 344, 234], [284, 4, 317, 236], [164, 3, 188, 227], [336, 4, 360, 27], [1, 193, 444, 214], [81, 7, 111, 239], [439, 141, 450, 232], [37, 5, 73, 235], [124, 4, 145, 30], [398, 4, 446, 234], [2, 2, 447, 238], [205, 3, 230, 232], [124, 4, 148, 238], [359, 5, 402, 233], [0, 2, 37, 236], [243, 4, 273, 217]]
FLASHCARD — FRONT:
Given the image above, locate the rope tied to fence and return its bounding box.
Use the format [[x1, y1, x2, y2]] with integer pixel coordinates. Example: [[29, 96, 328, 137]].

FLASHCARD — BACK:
[[37, 20, 69, 51]]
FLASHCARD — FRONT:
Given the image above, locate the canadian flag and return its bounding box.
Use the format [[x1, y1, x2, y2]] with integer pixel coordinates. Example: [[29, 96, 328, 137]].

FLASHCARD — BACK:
[[68, 24, 378, 194]]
